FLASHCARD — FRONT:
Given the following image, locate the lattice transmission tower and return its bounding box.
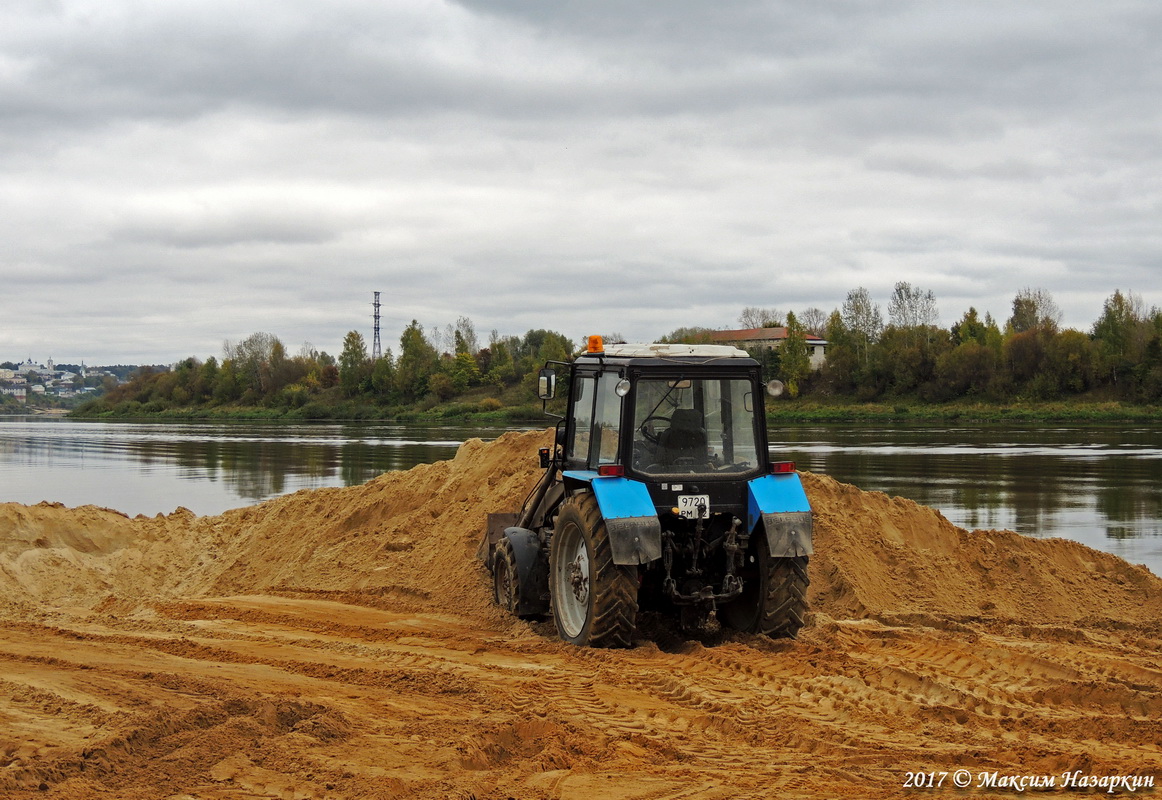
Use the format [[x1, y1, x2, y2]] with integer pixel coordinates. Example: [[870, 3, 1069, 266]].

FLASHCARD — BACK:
[[371, 291, 382, 360]]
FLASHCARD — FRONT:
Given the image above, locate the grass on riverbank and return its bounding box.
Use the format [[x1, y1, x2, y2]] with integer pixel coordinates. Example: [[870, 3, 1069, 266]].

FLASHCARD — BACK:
[[70, 401, 551, 424], [765, 399, 1161, 423], [70, 394, 1161, 424], [69, 383, 554, 424]]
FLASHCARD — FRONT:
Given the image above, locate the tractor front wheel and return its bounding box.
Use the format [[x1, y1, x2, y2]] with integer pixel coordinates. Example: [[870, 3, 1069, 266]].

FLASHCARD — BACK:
[[550, 493, 638, 648], [493, 536, 521, 614]]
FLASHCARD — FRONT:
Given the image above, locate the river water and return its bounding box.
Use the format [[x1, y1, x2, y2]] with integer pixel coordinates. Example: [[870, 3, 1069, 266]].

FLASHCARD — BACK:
[[1, 416, 1159, 576]]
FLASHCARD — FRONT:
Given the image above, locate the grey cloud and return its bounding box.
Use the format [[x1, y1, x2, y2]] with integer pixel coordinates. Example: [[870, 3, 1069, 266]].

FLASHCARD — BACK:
[[5, 0, 1152, 136], [2, 1, 599, 129], [113, 212, 339, 249], [3, 1, 1162, 364]]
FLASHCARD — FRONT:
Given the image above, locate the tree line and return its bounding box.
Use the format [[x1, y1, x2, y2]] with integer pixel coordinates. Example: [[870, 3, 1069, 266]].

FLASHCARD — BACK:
[[79, 285, 1162, 417], [82, 318, 575, 416], [702, 286, 1162, 403]]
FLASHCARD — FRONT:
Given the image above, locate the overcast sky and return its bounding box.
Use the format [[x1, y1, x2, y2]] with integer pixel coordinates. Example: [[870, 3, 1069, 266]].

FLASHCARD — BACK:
[[3, 0, 1160, 365]]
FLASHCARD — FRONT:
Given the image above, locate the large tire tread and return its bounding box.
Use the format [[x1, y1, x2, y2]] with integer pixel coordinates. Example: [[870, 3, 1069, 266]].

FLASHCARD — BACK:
[[758, 555, 809, 638], [493, 537, 520, 614], [719, 534, 809, 639], [552, 493, 638, 648]]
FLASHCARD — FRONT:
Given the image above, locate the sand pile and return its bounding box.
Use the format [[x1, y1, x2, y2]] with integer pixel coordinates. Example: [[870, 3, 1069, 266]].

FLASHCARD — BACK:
[[804, 471, 1162, 625], [1, 430, 1160, 799], [0, 430, 554, 616], [3, 429, 1158, 628]]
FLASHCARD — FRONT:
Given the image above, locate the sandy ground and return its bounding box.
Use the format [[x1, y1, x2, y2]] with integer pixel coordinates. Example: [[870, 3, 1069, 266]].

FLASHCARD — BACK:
[[1, 429, 1160, 799]]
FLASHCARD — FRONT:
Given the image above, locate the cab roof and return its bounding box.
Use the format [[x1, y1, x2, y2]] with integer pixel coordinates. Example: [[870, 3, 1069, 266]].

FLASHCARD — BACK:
[[573, 342, 759, 370], [592, 342, 751, 359]]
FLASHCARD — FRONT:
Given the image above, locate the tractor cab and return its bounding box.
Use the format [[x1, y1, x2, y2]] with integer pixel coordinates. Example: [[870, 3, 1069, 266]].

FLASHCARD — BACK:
[[556, 340, 786, 527], [563, 342, 770, 478]]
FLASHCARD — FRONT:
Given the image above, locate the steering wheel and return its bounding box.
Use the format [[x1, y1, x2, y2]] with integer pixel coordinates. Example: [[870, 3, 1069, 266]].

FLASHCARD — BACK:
[[638, 414, 671, 445]]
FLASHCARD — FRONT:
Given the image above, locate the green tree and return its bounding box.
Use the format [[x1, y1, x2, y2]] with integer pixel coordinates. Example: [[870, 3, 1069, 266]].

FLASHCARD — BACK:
[[428, 372, 456, 401], [338, 330, 371, 397], [213, 359, 242, 403], [1092, 289, 1148, 389], [1140, 310, 1162, 400], [224, 332, 281, 397], [370, 348, 396, 401], [454, 316, 479, 355], [1004, 330, 1046, 387], [485, 332, 515, 392], [1008, 288, 1061, 334], [395, 321, 440, 402], [951, 307, 988, 347], [746, 346, 780, 385], [513, 329, 573, 380], [659, 326, 716, 344], [260, 338, 304, 399], [448, 351, 481, 393], [778, 311, 810, 398], [170, 357, 201, 405], [877, 326, 925, 395], [934, 342, 995, 399], [820, 310, 861, 396], [841, 286, 883, 367], [1046, 329, 1095, 394], [193, 357, 219, 402], [983, 313, 1004, 355]]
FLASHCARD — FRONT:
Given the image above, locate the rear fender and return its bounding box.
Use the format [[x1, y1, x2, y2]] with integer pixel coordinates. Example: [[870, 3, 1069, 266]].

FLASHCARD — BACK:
[[562, 470, 662, 566], [747, 474, 814, 557]]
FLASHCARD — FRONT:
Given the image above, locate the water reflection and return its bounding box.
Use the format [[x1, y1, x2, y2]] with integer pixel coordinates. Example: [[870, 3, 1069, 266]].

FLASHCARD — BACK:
[[0, 418, 517, 517], [770, 423, 1162, 575]]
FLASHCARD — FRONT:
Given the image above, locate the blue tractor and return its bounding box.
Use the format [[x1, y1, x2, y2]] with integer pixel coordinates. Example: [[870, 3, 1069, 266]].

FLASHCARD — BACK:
[[482, 337, 812, 647]]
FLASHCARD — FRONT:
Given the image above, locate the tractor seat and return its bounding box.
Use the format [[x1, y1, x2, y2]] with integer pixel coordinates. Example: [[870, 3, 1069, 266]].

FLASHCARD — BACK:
[[658, 408, 707, 465]]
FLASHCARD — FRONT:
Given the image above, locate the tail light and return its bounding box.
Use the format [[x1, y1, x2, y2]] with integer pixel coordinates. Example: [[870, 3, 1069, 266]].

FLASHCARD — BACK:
[[770, 461, 796, 474], [597, 464, 625, 477]]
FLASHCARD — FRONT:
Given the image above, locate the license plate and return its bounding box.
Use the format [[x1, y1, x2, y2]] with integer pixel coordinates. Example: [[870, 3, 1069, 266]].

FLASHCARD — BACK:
[[677, 494, 710, 519]]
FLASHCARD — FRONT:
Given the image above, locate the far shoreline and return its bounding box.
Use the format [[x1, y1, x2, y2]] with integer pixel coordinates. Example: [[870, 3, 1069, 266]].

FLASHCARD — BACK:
[[47, 398, 1162, 424]]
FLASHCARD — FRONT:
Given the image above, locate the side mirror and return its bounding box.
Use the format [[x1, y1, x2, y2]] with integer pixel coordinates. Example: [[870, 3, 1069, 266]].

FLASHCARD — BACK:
[[538, 368, 556, 400]]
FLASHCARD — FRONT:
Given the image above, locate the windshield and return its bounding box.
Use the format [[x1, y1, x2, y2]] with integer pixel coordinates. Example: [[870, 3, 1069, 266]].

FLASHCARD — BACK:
[[630, 377, 761, 476]]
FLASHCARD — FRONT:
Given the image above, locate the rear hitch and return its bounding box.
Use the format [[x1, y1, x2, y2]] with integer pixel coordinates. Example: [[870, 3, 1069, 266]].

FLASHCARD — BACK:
[[661, 518, 747, 607]]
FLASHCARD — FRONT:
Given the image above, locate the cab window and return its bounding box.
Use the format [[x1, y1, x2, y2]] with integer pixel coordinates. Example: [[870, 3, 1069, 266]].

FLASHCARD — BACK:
[[630, 377, 761, 476], [568, 373, 623, 467], [591, 375, 622, 466], [568, 375, 595, 464]]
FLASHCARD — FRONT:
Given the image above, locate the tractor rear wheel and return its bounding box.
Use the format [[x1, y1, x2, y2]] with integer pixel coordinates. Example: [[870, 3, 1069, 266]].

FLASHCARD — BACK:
[[550, 493, 638, 648], [719, 534, 809, 639]]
